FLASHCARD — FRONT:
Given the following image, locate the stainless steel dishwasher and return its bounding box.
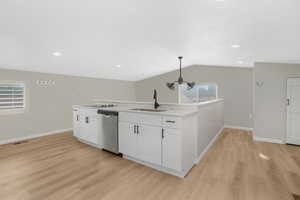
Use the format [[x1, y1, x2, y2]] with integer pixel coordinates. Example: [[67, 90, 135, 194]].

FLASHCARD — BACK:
[[97, 110, 119, 154]]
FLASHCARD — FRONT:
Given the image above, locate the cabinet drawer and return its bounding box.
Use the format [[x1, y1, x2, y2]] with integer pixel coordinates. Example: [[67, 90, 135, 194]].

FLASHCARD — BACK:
[[162, 116, 182, 129], [119, 112, 162, 126]]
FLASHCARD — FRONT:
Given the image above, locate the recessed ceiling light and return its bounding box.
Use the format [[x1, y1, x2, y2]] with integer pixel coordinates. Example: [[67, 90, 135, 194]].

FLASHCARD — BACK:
[[236, 60, 244, 64], [231, 44, 240, 48], [216, 0, 225, 2], [115, 65, 121, 68], [52, 52, 62, 57]]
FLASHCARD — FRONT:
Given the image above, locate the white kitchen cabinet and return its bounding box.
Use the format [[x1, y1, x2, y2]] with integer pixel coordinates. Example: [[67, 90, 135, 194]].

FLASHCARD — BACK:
[[119, 122, 162, 166], [73, 108, 99, 145], [119, 111, 197, 178], [73, 109, 81, 138], [138, 125, 162, 165], [80, 114, 98, 144], [119, 122, 137, 158], [72, 99, 224, 178], [162, 128, 181, 171]]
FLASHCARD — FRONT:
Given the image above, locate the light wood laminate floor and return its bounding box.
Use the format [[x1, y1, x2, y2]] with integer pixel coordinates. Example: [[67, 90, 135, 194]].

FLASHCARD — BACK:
[[0, 128, 300, 200]]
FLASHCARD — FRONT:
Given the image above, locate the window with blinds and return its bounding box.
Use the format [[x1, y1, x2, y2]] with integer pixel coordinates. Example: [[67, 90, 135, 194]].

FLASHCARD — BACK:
[[0, 83, 25, 110]]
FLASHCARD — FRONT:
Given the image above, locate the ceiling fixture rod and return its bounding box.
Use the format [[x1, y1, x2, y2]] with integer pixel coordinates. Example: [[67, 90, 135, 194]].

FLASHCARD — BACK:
[[166, 56, 195, 90]]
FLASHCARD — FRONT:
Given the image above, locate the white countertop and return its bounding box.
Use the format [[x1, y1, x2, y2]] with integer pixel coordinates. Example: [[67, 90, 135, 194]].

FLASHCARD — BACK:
[[92, 99, 223, 107], [73, 105, 198, 117], [73, 99, 224, 117]]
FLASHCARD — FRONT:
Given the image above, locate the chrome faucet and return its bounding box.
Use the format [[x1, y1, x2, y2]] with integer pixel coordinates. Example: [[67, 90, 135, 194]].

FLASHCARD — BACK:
[[153, 89, 160, 109]]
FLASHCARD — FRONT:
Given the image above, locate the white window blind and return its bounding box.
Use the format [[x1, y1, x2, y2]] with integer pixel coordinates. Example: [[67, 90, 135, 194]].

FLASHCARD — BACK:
[[0, 83, 25, 110]]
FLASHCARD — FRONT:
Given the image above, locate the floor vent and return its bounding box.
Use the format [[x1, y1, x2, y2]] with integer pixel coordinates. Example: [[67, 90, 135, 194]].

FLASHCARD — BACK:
[[293, 194, 300, 200], [13, 140, 29, 145]]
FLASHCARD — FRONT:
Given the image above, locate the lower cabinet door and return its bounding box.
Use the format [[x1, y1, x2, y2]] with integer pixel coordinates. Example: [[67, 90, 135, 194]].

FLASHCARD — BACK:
[[73, 110, 81, 138], [81, 115, 98, 144], [119, 122, 137, 158], [137, 125, 162, 165], [162, 128, 181, 171], [88, 115, 98, 144]]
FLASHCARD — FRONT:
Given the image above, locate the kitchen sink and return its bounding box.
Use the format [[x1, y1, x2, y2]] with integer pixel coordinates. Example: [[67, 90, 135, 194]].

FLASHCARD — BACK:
[[131, 108, 166, 112]]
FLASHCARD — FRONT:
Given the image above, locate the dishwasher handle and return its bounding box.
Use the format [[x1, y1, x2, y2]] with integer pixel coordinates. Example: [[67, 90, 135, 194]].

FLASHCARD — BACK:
[[97, 110, 118, 116]]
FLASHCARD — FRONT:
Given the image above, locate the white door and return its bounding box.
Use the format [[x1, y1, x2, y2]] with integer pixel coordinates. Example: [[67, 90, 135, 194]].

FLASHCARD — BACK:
[[137, 125, 162, 165], [287, 78, 300, 145], [162, 128, 181, 171], [119, 122, 137, 157]]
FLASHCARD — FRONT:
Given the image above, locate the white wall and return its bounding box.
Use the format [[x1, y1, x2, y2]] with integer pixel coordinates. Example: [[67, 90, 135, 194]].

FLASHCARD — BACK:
[[196, 100, 224, 161], [0, 69, 136, 141], [8, 62, 298, 143], [135, 65, 253, 128], [254, 62, 300, 142]]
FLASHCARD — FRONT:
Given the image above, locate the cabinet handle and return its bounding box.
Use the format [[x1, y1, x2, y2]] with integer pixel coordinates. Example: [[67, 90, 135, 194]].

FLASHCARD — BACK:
[[165, 120, 175, 123], [137, 125, 139, 134], [134, 125, 136, 134], [76, 115, 79, 121], [85, 117, 89, 123], [162, 129, 164, 139]]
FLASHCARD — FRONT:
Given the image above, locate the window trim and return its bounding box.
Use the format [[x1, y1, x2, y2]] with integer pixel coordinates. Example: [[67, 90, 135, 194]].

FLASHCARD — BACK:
[[0, 81, 26, 115], [178, 82, 218, 104]]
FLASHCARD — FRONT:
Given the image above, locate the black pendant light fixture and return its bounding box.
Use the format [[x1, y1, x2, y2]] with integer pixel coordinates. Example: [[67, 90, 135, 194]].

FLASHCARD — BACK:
[[166, 56, 195, 90]]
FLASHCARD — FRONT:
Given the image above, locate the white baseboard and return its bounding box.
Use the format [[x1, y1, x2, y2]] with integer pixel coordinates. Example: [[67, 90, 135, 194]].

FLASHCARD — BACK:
[[194, 125, 224, 164], [253, 136, 285, 144], [224, 125, 253, 131], [0, 128, 73, 145]]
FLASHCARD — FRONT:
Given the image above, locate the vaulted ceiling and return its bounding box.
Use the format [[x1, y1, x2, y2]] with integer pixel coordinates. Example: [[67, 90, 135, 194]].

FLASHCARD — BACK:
[[1, 0, 299, 80]]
